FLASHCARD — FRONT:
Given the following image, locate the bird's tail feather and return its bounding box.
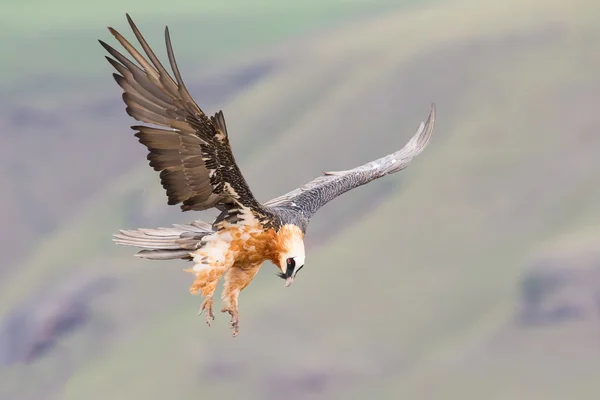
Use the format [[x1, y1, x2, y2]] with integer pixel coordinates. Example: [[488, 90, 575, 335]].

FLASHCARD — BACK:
[[113, 220, 213, 261]]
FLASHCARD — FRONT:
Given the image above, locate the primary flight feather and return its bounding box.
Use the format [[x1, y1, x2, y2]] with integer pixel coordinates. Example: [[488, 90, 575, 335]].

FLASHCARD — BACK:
[[102, 14, 436, 336]]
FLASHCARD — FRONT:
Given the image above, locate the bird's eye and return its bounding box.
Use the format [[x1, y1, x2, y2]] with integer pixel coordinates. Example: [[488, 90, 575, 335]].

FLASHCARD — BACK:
[[277, 257, 297, 280]]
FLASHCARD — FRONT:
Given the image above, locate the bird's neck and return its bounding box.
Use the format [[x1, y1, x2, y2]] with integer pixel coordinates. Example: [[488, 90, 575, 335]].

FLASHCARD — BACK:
[[268, 224, 305, 261]]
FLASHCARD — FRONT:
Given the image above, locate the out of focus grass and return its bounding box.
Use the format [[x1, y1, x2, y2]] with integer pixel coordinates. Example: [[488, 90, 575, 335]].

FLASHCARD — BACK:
[[1, 0, 421, 95]]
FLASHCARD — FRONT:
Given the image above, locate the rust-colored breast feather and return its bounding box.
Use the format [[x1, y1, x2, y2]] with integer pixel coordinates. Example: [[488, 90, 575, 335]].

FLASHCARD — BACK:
[[229, 227, 277, 267], [224, 224, 304, 268]]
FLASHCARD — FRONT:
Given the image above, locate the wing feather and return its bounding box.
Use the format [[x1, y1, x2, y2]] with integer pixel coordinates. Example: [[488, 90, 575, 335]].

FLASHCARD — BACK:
[[264, 104, 436, 219], [101, 14, 273, 226]]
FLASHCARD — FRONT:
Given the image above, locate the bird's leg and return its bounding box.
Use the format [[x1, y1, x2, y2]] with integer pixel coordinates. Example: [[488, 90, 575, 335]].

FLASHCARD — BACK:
[[184, 262, 230, 326], [199, 297, 215, 324], [221, 264, 261, 337]]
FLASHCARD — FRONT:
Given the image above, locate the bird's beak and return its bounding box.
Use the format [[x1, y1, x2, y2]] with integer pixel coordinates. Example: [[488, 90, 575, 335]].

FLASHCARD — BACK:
[[285, 276, 294, 287]]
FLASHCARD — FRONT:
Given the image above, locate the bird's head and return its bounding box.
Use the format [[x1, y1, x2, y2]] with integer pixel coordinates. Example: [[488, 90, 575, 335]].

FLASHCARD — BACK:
[[275, 224, 306, 287]]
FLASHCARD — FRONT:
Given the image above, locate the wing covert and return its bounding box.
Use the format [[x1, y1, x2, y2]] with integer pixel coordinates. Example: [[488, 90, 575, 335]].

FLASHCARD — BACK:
[[264, 104, 436, 219]]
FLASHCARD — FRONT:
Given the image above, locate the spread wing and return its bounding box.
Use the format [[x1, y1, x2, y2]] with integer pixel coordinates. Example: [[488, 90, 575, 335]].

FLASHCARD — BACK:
[[99, 14, 273, 227], [265, 104, 436, 220]]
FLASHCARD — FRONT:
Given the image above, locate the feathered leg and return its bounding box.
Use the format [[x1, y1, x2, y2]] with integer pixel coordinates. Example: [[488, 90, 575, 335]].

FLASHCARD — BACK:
[[221, 263, 261, 337], [185, 232, 238, 326], [185, 263, 230, 326]]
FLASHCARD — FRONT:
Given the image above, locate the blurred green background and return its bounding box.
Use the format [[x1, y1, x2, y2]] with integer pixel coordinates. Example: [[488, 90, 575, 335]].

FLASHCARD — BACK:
[[2, 0, 600, 398]]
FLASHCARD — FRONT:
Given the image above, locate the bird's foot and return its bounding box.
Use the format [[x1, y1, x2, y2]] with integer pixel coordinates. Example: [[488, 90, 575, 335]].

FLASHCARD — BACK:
[[221, 307, 239, 337], [198, 297, 215, 326]]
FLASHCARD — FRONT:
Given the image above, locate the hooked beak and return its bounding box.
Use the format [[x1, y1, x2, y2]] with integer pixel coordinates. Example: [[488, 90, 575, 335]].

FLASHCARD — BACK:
[[285, 276, 294, 287]]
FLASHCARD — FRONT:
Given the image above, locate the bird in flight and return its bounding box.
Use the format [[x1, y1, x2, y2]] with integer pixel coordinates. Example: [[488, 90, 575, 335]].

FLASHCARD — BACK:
[[101, 14, 436, 336]]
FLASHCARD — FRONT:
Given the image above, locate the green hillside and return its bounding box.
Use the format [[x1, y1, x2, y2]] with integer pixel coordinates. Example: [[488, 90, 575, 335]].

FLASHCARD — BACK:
[[2, 0, 600, 399]]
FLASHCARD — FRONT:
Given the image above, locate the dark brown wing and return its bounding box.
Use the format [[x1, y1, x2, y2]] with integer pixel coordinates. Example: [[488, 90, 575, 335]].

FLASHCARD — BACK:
[[99, 14, 273, 227]]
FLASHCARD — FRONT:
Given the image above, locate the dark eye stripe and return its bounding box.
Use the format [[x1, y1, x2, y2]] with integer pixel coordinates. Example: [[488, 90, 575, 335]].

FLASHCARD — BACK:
[[279, 258, 301, 280], [284, 258, 295, 278]]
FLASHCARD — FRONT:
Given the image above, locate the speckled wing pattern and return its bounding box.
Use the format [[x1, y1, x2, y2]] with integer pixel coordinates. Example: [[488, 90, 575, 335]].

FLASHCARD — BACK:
[[99, 15, 275, 228], [264, 104, 436, 221]]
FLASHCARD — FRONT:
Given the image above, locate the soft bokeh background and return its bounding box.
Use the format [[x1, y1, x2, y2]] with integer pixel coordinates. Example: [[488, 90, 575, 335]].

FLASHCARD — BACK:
[[2, 0, 600, 398]]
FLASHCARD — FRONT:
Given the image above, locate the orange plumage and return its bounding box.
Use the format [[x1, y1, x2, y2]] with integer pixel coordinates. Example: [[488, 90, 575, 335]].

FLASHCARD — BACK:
[[184, 224, 304, 335]]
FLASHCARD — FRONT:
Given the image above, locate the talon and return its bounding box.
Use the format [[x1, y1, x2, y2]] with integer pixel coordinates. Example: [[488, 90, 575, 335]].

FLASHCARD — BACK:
[[221, 307, 239, 336], [231, 317, 239, 337], [199, 298, 215, 326]]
